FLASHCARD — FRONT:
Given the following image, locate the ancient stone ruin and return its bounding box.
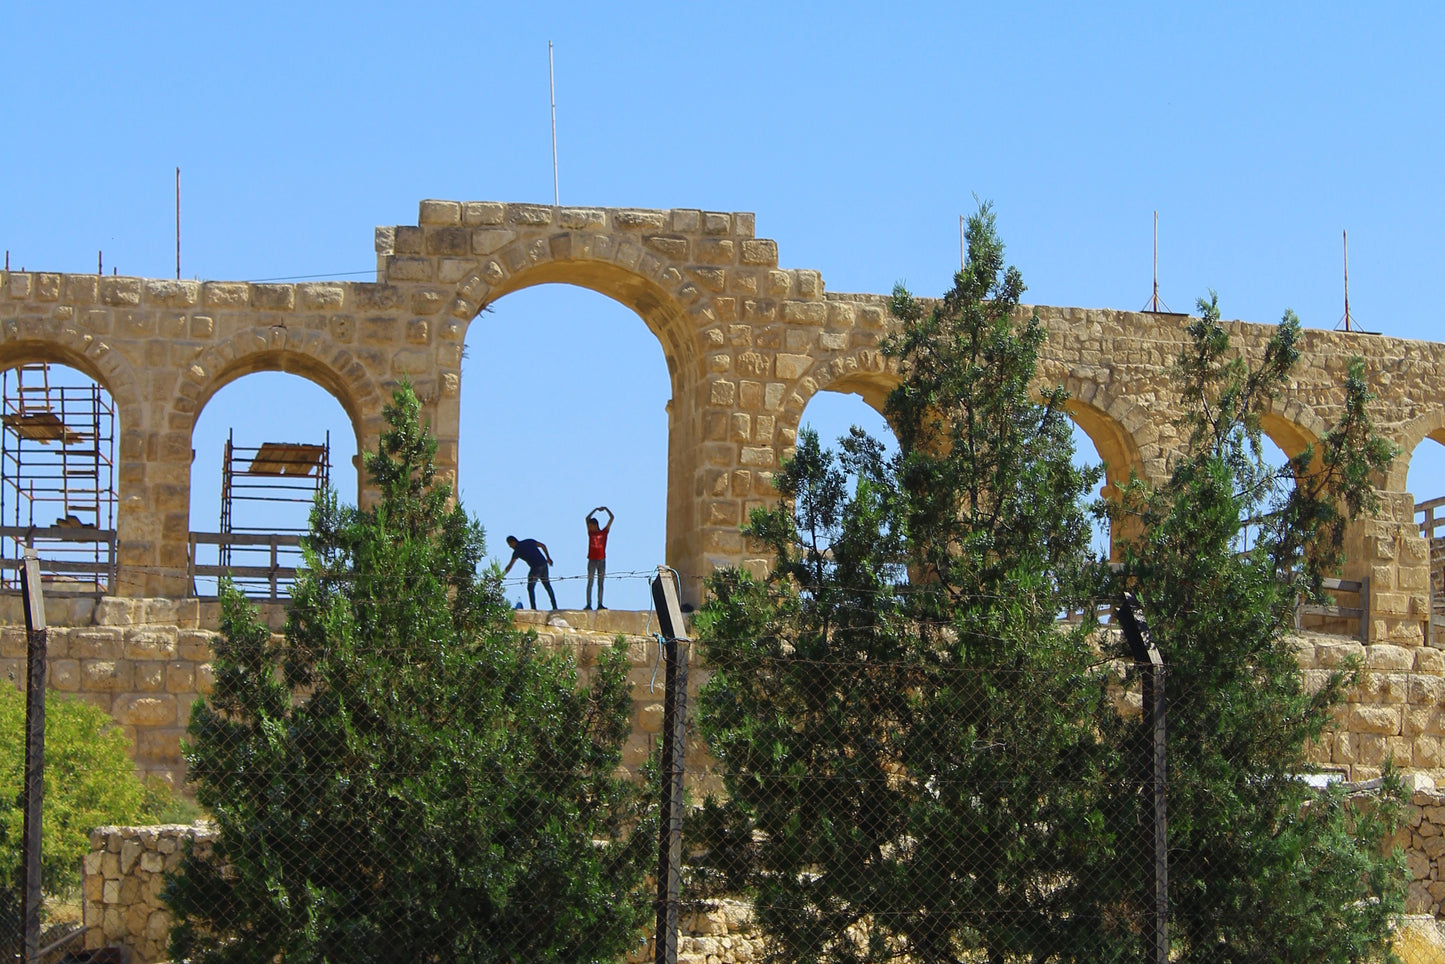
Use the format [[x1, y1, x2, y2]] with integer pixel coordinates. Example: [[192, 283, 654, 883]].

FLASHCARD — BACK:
[[5, 200, 1445, 957]]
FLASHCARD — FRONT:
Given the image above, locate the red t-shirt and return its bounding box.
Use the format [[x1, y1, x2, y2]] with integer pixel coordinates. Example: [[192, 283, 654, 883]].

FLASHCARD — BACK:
[[588, 527, 609, 560]]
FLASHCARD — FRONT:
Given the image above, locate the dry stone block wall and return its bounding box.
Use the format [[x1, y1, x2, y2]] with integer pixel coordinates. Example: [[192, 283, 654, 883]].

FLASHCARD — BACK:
[[1399, 785, 1445, 916], [76, 792, 1445, 964], [82, 823, 211, 962]]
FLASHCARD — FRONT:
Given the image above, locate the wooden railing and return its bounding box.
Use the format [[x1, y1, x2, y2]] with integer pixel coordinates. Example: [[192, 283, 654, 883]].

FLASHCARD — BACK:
[[0, 525, 117, 594], [1417, 496, 1445, 644], [189, 531, 303, 601], [1297, 576, 1370, 640]]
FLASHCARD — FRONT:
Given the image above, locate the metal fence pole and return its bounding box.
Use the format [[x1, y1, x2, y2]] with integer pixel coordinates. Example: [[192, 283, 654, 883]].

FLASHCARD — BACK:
[[20, 548, 48, 964], [651, 567, 690, 964], [1119, 591, 1168, 964]]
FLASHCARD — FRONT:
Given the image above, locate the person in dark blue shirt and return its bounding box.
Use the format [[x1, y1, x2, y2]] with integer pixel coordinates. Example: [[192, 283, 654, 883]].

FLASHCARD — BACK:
[[503, 535, 559, 610]]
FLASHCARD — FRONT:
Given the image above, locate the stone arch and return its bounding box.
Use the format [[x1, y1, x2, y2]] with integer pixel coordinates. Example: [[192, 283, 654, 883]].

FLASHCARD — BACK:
[[0, 334, 143, 435], [462, 240, 706, 392], [0, 334, 149, 591], [1259, 401, 1325, 463], [1060, 397, 1146, 503], [1388, 408, 1445, 493], [1055, 381, 1150, 560], [173, 329, 385, 464], [457, 243, 711, 593], [782, 348, 901, 456]]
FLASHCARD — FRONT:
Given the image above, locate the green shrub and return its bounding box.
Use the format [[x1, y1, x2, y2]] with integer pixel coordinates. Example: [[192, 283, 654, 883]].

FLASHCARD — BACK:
[[0, 683, 167, 952], [0, 685, 155, 896]]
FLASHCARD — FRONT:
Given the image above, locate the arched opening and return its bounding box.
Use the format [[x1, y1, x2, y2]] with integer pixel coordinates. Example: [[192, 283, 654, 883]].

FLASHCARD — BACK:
[[1240, 430, 1295, 553], [1067, 421, 1111, 561], [188, 372, 359, 598], [460, 284, 672, 612], [798, 386, 899, 459], [0, 362, 119, 594], [1406, 428, 1445, 634], [1061, 398, 1144, 562], [791, 386, 904, 587]]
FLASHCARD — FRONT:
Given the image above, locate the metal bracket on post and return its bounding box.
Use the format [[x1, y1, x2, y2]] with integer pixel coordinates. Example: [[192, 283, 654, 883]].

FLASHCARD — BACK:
[[1118, 591, 1167, 964], [651, 566, 690, 964], [20, 548, 47, 964]]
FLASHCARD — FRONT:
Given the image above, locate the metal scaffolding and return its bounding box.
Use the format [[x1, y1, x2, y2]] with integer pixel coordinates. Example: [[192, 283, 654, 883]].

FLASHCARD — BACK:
[[0, 364, 118, 593], [190, 430, 330, 599]]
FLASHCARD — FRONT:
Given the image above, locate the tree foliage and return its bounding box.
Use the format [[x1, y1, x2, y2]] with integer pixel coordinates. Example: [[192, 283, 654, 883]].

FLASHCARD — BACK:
[[697, 204, 1123, 964], [1108, 293, 1405, 962], [0, 686, 163, 950], [695, 206, 1406, 964], [165, 383, 652, 964]]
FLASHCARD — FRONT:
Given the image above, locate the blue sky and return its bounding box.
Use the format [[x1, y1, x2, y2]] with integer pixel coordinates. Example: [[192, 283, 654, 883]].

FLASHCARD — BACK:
[[4, 2, 1443, 608]]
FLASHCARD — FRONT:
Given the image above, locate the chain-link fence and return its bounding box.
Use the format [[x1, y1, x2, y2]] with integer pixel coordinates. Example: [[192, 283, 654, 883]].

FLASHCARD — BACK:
[[1, 609, 1414, 964]]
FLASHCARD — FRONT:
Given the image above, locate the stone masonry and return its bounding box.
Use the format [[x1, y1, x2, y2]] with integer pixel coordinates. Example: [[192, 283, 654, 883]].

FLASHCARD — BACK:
[[7, 199, 1445, 955], [0, 598, 699, 789], [77, 786, 1445, 963], [2, 200, 1441, 626]]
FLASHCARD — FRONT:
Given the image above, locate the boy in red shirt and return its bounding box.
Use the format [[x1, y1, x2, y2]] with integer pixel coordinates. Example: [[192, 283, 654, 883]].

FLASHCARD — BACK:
[[585, 506, 613, 610]]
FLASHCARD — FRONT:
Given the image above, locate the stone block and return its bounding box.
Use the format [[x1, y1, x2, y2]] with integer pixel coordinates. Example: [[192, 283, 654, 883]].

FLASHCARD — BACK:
[[82, 659, 133, 691], [386, 257, 433, 282], [508, 203, 554, 225], [297, 283, 346, 310], [135, 661, 165, 692], [418, 199, 462, 225], [782, 301, 827, 325], [645, 235, 689, 260], [177, 630, 215, 661], [703, 212, 731, 235], [1316, 639, 1366, 668], [115, 695, 177, 727], [695, 239, 734, 264], [1376, 591, 1411, 616], [1367, 644, 1415, 671], [739, 446, 775, 467], [740, 239, 778, 267], [426, 226, 470, 256], [1410, 675, 1445, 705], [95, 596, 137, 627], [50, 659, 80, 690], [143, 279, 199, 307], [775, 353, 812, 380], [462, 201, 506, 225], [99, 277, 142, 306]]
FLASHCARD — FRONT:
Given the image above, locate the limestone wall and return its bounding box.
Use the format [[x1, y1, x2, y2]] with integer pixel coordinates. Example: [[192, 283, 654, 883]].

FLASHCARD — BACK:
[[81, 823, 210, 961], [0, 599, 703, 787], [77, 792, 1445, 964], [1296, 632, 1445, 779], [1400, 786, 1445, 915], [4, 599, 1445, 790], [3, 199, 1443, 620]]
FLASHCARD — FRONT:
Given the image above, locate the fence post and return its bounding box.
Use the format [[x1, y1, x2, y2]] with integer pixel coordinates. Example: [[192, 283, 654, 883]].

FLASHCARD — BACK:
[[20, 548, 48, 964], [1119, 591, 1167, 964], [651, 567, 690, 964]]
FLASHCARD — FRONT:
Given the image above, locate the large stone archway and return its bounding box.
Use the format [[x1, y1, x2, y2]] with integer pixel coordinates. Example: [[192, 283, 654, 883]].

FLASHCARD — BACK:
[[2, 199, 1444, 617]]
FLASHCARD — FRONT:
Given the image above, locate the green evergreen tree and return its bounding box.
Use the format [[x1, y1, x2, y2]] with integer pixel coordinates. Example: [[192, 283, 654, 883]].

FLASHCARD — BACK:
[[1104, 293, 1406, 963], [695, 207, 1406, 963], [696, 204, 1124, 964], [165, 383, 652, 964]]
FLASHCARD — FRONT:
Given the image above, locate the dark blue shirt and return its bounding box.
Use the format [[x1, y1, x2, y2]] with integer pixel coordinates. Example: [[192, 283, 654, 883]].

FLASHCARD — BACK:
[[510, 538, 547, 570]]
